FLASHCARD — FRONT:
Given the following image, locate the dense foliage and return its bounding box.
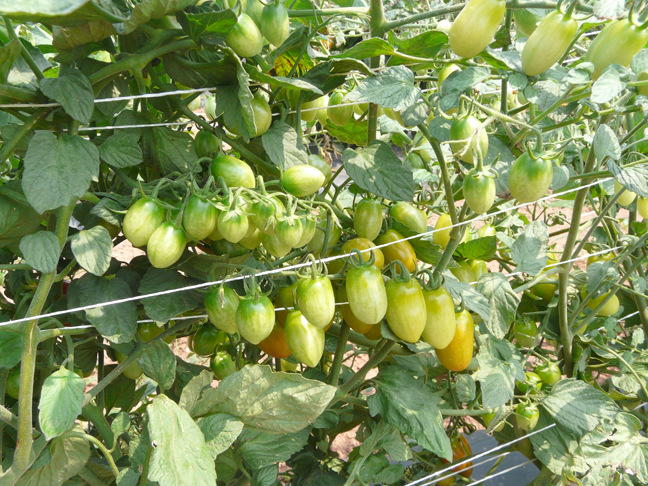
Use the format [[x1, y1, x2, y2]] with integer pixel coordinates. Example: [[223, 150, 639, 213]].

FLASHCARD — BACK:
[[0, 0, 648, 485]]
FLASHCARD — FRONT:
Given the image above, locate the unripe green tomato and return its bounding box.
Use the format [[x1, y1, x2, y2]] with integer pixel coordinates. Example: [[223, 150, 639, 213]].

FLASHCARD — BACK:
[[205, 286, 240, 334], [438, 63, 461, 87], [450, 115, 489, 164], [449, 0, 507, 58], [260, 1, 290, 47], [385, 278, 427, 343], [226, 14, 264, 58], [581, 289, 620, 316], [375, 229, 417, 273], [138, 322, 173, 343], [261, 231, 292, 258], [316, 95, 329, 125], [531, 276, 557, 302], [183, 195, 218, 241], [210, 351, 237, 380], [300, 96, 326, 123], [281, 165, 325, 197], [239, 227, 262, 250], [189, 325, 228, 356], [116, 352, 143, 380], [436, 18, 452, 33], [638, 197, 648, 219], [451, 260, 475, 284], [307, 154, 333, 185], [514, 320, 538, 348], [354, 198, 383, 241], [218, 210, 249, 244], [346, 264, 388, 326], [205, 96, 216, 120], [535, 362, 562, 386], [297, 276, 336, 329], [406, 152, 425, 170], [123, 198, 165, 248], [5, 368, 20, 399], [280, 358, 298, 371], [477, 224, 496, 238], [483, 411, 505, 432], [295, 215, 316, 247], [515, 403, 539, 431], [284, 310, 325, 367], [514, 8, 541, 37], [327, 91, 353, 126], [244, 0, 263, 25], [507, 152, 553, 203], [522, 10, 578, 76], [614, 180, 636, 207], [390, 202, 428, 234], [341, 238, 384, 269], [276, 217, 303, 248], [353, 102, 383, 117], [194, 130, 220, 158], [421, 286, 456, 349], [516, 371, 543, 394], [470, 259, 487, 280], [251, 94, 272, 136], [587, 250, 615, 267], [463, 170, 496, 214], [585, 19, 648, 79], [236, 296, 275, 344], [432, 214, 452, 248], [147, 222, 187, 269], [211, 154, 256, 189], [307, 220, 341, 254], [637, 71, 648, 98]]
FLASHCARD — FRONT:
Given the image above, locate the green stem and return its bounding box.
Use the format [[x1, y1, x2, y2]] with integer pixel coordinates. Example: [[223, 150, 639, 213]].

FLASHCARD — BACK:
[[439, 407, 494, 416], [0, 109, 49, 164], [571, 190, 622, 258], [38, 326, 93, 342], [0, 83, 40, 103], [0, 263, 32, 271], [81, 404, 115, 451], [3, 17, 44, 81], [288, 7, 368, 17], [328, 322, 350, 385], [335, 339, 395, 398]]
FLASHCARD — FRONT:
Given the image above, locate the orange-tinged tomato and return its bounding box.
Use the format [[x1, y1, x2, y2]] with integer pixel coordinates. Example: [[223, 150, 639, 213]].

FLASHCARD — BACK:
[[435, 310, 474, 372], [341, 238, 384, 269], [363, 323, 383, 340], [275, 281, 298, 326], [441, 434, 473, 478], [259, 323, 292, 358], [375, 229, 417, 272]]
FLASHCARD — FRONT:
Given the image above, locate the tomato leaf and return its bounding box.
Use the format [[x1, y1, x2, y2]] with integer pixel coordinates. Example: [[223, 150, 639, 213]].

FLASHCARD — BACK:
[[147, 127, 199, 174], [344, 66, 421, 111], [388, 31, 447, 64], [262, 121, 309, 170], [176, 3, 238, 44], [0, 330, 22, 369], [443, 276, 491, 323], [197, 413, 244, 459], [474, 349, 523, 409], [608, 160, 648, 197], [0, 40, 21, 84], [124, 0, 196, 34], [591, 68, 626, 104], [476, 273, 519, 339], [237, 427, 311, 470], [455, 374, 476, 403], [455, 236, 497, 261], [511, 220, 549, 276], [71, 226, 113, 276], [147, 395, 217, 486], [99, 132, 143, 168], [103, 364, 136, 412], [19, 231, 60, 273], [139, 268, 204, 323], [137, 340, 177, 391], [40, 68, 94, 124], [22, 132, 100, 214], [215, 53, 255, 142], [38, 367, 86, 439]]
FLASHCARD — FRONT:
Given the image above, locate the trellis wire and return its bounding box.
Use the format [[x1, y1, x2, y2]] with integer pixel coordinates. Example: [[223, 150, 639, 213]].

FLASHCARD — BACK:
[[0, 176, 622, 329]]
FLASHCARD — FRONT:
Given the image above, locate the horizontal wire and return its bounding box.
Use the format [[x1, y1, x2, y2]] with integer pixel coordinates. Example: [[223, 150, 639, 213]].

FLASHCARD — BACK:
[[77, 121, 191, 132], [0, 176, 615, 329], [459, 459, 536, 486], [419, 452, 511, 486]]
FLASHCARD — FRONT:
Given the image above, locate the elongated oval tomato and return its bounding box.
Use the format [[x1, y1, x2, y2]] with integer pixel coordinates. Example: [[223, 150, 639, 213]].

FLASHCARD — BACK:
[[250, 94, 272, 137], [449, 0, 506, 59], [261, 231, 292, 258], [245, 0, 263, 25], [615, 180, 637, 207], [432, 214, 452, 248], [302, 97, 327, 123], [239, 227, 261, 250], [284, 310, 325, 367], [116, 351, 143, 380], [307, 221, 342, 254], [463, 170, 495, 214], [276, 217, 303, 248], [183, 195, 218, 241], [275, 281, 298, 326], [507, 152, 553, 203], [210, 351, 236, 380], [259, 323, 292, 359], [337, 285, 374, 334], [327, 91, 353, 126], [296, 215, 317, 247], [421, 287, 456, 349], [390, 202, 428, 234], [261, 1, 289, 47], [450, 115, 489, 164], [438, 63, 461, 87], [638, 197, 648, 219], [354, 198, 383, 241], [226, 13, 263, 58], [581, 288, 620, 316], [435, 310, 474, 371], [514, 320, 538, 348], [516, 403, 539, 431], [585, 19, 648, 79], [194, 130, 220, 158], [211, 154, 256, 189], [204, 286, 240, 334], [522, 10, 578, 76], [341, 238, 384, 269], [297, 276, 335, 328], [308, 154, 333, 184], [189, 325, 228, 356], [385, 278, 426, 343], [218, 210, 249, 243], [123, 198, 165, 247], [450, 260, 475, 284], [235, 296, 275, 344], [346, 264, 388, 325], [147, 222, 187, 269], [282, 165, 325, 197], [375, 230, 417, 272], [250, 199, 276, 231]]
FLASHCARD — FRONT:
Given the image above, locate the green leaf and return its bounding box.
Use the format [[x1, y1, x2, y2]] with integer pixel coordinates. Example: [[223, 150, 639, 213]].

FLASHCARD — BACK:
[[473, 352, 523, 409], [455, 374, 476, 404], [215, 55, 255, 142], [326, 117, 369, 147], [237, 427, 310, 470], [511, 220, 549, 276], [608, 160, 648, 198], [99, 132, 143, 168], [367, 366, 452, 461], [180, 370, 214, 415], [524, 79, 570, 112], [586, 260, 619, 296], [245, 66, 323, 94], [389, 31, 447, 64], [52, 20, 117, 51], [541, 379, 619, 437], [0, 0, 95, 24], [192, 365, 336, 433], [197, 413, 244, 459], [593, 124, 621, 162], [115, 469, 141, 486], [591, 69, 626, 104], [177, 4, 238, 44], [124, 0, 196, 34], [40, 68, 94, 124], [149, 127, 198, 174], [344, 66, 422, 111], [343, 142, 415, 201], [443, 276, 491, 323], [440, 67, 491, 98], [103, 365, 136, 412], [139, 268, 204, 323], [137, 340, 177, 391], [0, 330, 22, 369], [16, 425, 90, 486], [455, 236, 497, 261], [333, 38, 396, 61], [38, 368, 86, 440], [22, 132, 100, 214], [19, 231, 60, 273], [71, 226, 113, 276], [111, 411, 131, 438], [0, 40, 21, 84], [262, 121, 309, 170], [632, 49, 648, 74], [528, 409, 579, 475], [482, 48, 523, 72], [68, 274, 137, 343], [476, 273, 519, 339], [427, 116, 452, 142], [147, 394, 217, 486]]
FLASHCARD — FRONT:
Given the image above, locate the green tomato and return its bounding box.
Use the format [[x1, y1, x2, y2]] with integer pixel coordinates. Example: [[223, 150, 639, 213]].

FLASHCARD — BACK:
[[226, 13, 263, 58], [421, 286, 456, 349], [432, 214, 452, 248], [483, 411, 505, 432], [194, 130, 220, 158], [205, 286, 240, 334], [522, 10, 578, 77], [147, 222, 187, 269], [261, 231, 293, 258], [235, 295, 275, 344], [514, 320, 538, 348], [276, 217, 303, 248], [405, 152, 425, 170], [281, 165, 325, 197], [239, 227, 261, 250], [390, 202, 428, 234], [463, 169, 496, 214], [244, 0, 264, 26], [354, 198, 383, 241], [346, 264, 388, 325], [250, 199, 276, 231], [296, 276, 336, 329], [535, 362, 561, 386], [477, 224, 496, 238], [516, 371, 543, 394], [532, 276, 557, 302], [205, 95, 217, 120], [183, 195, 218, 241], [514, 8, 541, 37], [438, 63, 461, 87], [211, 154, 256, 189], [451, 260, 475, 284], [190, 325, 228, 357], [307, 220, 341, 254], [210, 351, 237, 380], [638, 197, 648, 219], [116, 352, 143, 381], [507, 152, 553, 203], [385, 278, 427, 343], [251, 94, 272, 136], [5, 368, 20, 399], [307, 154, 333, 185], [515, 403, 539, 431], [585, 18, 648, 79], [218, 210, 249, 244], [123, 198, 165, 247], [284, 310, 325, 367], [260, 1, 289, 47], [450, 115, 489, 164], [296, 215, 317, 247], [301, 96, 327, 123], [449, 0, 507, 58], [615, 180, 637, 207], [581, 288, 620, 316], [470, 259, 487, 280], [327, 91, 353, 126], [138, 322, 165, 342]]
